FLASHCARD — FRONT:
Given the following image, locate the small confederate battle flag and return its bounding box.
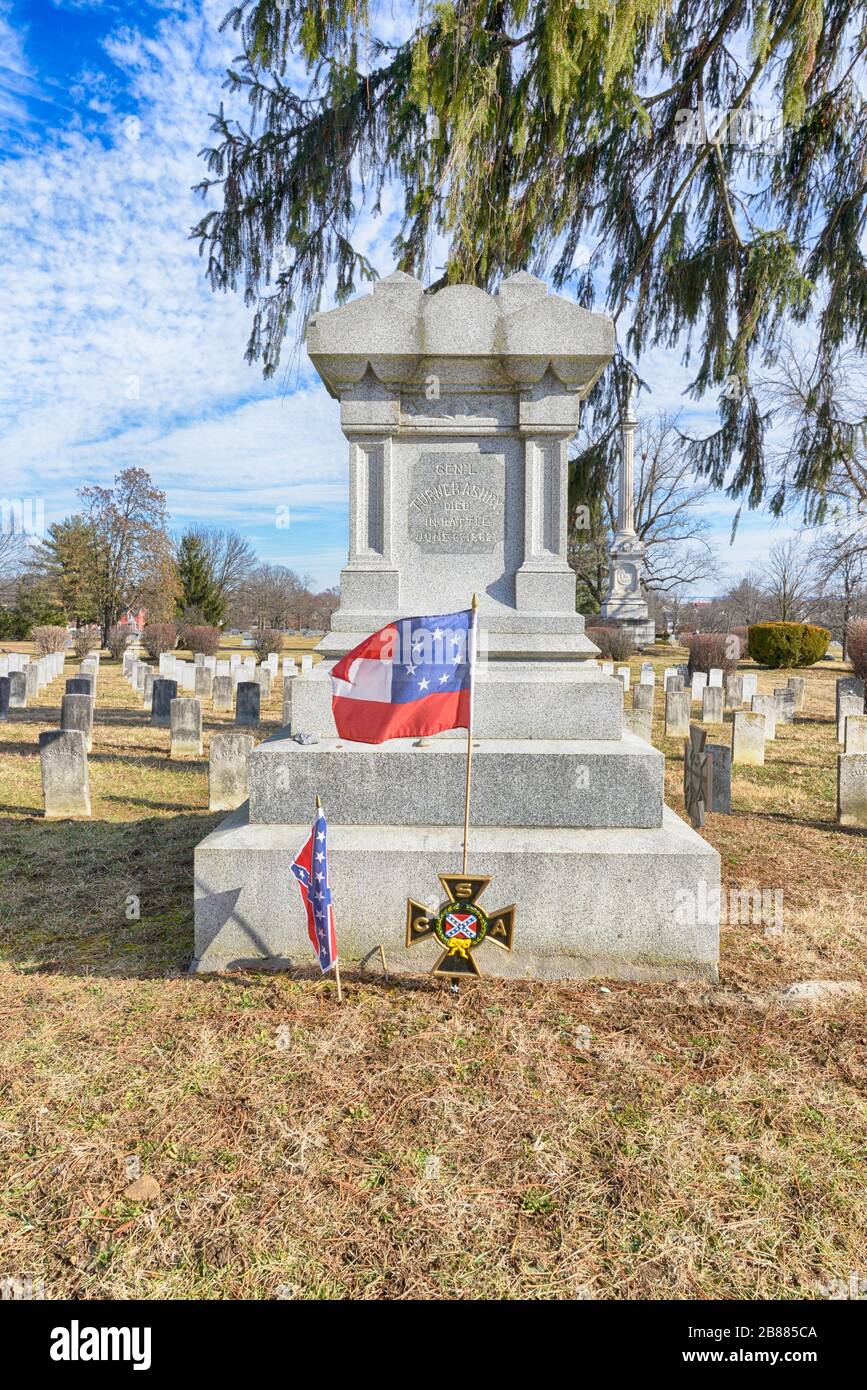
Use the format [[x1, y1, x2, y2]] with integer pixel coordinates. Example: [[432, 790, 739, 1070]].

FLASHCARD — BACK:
[[291, 805, 337, 973], [330, 608, 475, 744]]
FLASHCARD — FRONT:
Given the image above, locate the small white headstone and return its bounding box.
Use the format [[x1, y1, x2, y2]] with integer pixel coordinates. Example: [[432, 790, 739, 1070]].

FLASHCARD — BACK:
[[708, 668, 723, 687]]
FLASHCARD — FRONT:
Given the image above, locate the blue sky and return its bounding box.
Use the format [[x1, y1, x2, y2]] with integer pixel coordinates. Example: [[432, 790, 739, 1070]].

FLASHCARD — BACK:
[[0, 0, 808, 593]]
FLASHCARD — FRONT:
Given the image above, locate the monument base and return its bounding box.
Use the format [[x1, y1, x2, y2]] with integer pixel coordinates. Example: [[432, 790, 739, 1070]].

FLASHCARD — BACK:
[[193, 804, 720, 982]]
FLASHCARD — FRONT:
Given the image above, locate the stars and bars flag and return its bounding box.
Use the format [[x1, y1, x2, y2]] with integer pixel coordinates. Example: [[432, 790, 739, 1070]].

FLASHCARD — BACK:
[[291, 805, 338, 973], [330, 608, 476, 744]]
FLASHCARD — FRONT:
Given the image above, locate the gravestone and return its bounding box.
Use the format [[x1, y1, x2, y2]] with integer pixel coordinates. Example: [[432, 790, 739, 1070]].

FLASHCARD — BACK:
[[708, 668, 723, 687], [844, 714, 867, 754], [741, 672, 758, 703], [212, 675, 233, 712], [195, 668, 214, 701], [639, 668, 655, 686], [616, 666, 630, 692], [786, 676, 806, 712], [691, 670, 708, 703], [724, 674, 743, 709], [774, 687, 796, 724], [236, 681, 260, 727], [837, 753, 867, 829], [282, 657, 297, 676], [282, 675, 294, 729], [0, 656, 8, 677], [732, 711, 765, 766], [601, 661, 614, 676], [836, 676, 865, 713], [180, 663, 197, 693], [0, 675, 9, 720], [39, 729, 91, 818], [25, 664, 39, 701], [135, 662, 149, 694], [702, 685, 724, 724], [194, 653, 205, 668], [143, 671, 156, 713], [209, 732, 256, 812], [683, 725, 712, 829], [151, 678, 178, 727], [708, 743, 732, 813], [61, 693, 94, 752], [624, 708, 652, 743], [633, 683, 654, 713], [751, 693, 777, 740], [216, 660, 231, 677], [254, 667, 272, 700], [837, 692, 865, 744], [8, 671, 26, 708], [170, 697, 203, 757], [194, 274, 719, 980], [65, 675, 93, 699], [665, 689, 690, 738]]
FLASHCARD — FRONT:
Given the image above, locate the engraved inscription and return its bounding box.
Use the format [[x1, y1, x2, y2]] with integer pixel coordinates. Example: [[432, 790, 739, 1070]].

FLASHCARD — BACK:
[[408, 453, 505, 554]]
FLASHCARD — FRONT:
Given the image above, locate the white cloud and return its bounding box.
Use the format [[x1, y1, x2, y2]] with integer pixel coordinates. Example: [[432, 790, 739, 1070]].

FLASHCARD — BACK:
[[0, 0, 817, 597]]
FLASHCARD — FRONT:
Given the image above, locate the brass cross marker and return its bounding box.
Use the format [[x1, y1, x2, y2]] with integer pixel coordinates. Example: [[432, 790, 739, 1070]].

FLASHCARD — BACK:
[[406, 873, 516, 977]]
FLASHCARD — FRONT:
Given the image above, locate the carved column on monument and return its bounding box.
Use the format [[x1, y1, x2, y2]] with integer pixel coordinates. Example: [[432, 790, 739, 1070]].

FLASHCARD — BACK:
[[599, 373, 655, 643]]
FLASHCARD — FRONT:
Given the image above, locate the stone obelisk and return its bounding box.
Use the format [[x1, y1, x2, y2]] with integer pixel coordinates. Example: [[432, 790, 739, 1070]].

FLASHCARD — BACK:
[[599, 375, 655, 643]]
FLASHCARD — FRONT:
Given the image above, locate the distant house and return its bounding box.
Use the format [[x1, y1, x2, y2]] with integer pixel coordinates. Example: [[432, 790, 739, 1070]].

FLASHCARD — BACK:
[[120, 607, 147, 632]]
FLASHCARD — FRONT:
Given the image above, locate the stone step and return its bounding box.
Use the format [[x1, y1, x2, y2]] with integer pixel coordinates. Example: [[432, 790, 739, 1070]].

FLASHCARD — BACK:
[[288, 660, 624, 740], [193, 804, 719, 981], [247, 732, 663, 829]]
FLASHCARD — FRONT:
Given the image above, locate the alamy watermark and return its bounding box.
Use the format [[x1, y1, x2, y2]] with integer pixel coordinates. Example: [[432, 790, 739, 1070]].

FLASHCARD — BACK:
[[1, 496, 46, 543], [674, 106, 785, 150]]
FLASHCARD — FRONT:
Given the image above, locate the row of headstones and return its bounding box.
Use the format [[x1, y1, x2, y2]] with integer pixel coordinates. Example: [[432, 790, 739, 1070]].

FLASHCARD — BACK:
[[0, 650, 68, 715], [38, 642, 260, 816], [39, 651, 103, 817], [122, 649, 314, 711], [835, 676, 867, 828]]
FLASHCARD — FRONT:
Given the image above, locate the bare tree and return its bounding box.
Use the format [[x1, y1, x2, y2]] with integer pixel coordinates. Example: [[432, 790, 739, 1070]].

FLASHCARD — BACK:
[[722, 573, 769, 626], [763, 539, 814, 622], [186, 525, 256, 608], [0, 531, 27, 606], [233, 564, 312, 631], [761, 343, 867, 519], [812, 531, 867, 658]]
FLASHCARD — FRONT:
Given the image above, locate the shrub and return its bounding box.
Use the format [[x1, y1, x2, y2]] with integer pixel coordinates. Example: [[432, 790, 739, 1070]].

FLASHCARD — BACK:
[[106, 625, 130, 660], [585, 624, 635, 662], [686, 632, 740, 676], [141, 622, 177, 659], [748, 622, 830, 668], [845, 619, 867, 682], [32, 625, 68, 655], [252, 627, 283, 661], [182, 625, 221, 657], [73, 626, 100, 659]]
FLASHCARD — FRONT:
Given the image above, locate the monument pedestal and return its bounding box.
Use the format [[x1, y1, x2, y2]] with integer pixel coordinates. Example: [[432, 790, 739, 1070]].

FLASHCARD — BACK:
[[194, 805, 718, 981], [193, 273, 717, 980]]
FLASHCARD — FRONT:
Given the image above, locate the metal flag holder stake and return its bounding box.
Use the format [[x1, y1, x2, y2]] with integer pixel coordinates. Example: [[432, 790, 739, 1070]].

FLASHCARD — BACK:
[[405, 594, 518, 978]]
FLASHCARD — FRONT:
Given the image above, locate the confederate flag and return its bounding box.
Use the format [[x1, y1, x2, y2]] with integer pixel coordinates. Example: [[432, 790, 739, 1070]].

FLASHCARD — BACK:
[[330, 609, 475, 745]]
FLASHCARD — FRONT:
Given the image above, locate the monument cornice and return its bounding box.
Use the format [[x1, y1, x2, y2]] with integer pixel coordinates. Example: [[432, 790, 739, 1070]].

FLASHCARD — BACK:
[[307, 272, 614, 398]]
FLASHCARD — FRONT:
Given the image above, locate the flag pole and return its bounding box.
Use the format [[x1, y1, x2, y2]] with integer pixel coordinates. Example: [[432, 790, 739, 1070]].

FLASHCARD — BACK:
[[462, 594, 479, 875], [316, 793, 342, 1003]]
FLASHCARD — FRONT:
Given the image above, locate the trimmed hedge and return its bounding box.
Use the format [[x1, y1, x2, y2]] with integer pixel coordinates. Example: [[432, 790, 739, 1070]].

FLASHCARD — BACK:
[[747, 622, 830, 668]]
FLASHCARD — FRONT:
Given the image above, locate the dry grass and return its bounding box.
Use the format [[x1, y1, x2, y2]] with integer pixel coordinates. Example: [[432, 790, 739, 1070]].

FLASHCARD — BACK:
[[0, 645, 864, 1300]]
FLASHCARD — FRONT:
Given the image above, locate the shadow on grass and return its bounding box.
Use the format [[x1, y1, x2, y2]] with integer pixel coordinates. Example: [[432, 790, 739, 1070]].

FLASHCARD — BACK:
[[0, 811, 222, 978]]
